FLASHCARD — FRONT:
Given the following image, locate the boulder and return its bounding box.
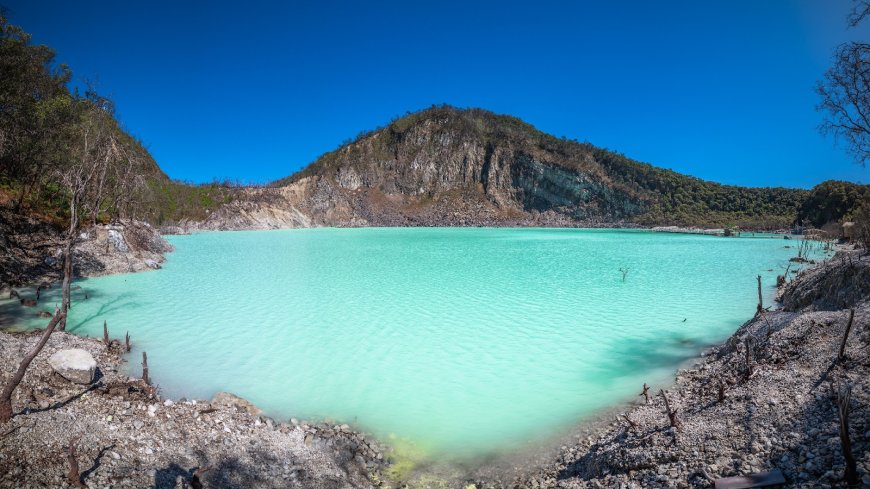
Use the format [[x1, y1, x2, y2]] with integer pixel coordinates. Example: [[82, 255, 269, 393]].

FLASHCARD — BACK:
[[48, 349, 97, 384], [144, 259, 161, 269], [211, 392, 263, 417]]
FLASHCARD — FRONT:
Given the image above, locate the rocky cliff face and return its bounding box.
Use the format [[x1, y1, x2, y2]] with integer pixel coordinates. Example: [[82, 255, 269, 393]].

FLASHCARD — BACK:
[[186, 108, 649, 231], [182, 106, 806, 231]]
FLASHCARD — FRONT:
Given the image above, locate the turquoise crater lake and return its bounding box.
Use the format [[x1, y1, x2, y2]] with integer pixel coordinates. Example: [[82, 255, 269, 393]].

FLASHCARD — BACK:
[[6, 228, 815, 457]]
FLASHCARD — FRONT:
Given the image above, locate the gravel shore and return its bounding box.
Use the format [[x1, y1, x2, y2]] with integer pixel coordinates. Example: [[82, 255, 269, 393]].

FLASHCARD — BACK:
[[514, 249, 869, 489], [0, 331, 386, 488]]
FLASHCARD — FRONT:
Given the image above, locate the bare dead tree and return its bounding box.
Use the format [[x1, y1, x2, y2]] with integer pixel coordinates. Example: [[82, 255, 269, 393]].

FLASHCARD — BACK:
[[66, 435, 87, 488], [0, 308, 65, 423], [659, 389, 682, 430], [756, 275, 763, 314], [717, 382, 725, 403], [835, 383, 859, 486], [639, 383, 650, 404], [618, 267, 630, 282], [103, 320, 109, 346], [848, 0, 870, 27], [142, 351, 149, 385], [621, 414, 638, 430], [125, 331, 131, 352], [838, 308, 856, 361], [817, 36, 869, 166]]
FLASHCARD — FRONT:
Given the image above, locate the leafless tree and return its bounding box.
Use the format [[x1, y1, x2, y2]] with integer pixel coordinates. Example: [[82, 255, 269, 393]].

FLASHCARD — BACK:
[[848, 0, 870, 27], [0, 308, 65, 423], [1, 96, 141, 423], [55, 96, 132, 329], [817, 2, 870, 166]]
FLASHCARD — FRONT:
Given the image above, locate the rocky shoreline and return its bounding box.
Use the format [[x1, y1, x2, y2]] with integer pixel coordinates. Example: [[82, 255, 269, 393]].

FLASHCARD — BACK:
[[0, 329, 388, 488], [512, 249, 869, 489], [1, 206, 173, 291]]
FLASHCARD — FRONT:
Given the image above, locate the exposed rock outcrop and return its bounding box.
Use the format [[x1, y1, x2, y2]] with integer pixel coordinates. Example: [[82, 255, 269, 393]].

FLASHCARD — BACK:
[[0, 205, 174, 288], [181, 107, 810, 231]]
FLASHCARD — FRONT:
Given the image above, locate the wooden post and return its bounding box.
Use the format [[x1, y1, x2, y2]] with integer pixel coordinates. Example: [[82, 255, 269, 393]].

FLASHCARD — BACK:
[[718, 383, 725, 403], [125, 332, 131, 352], [66, 436, 86, 488], [103, 320, 109, 346], [836, 384, 859, 487], [659, 389, 681, 429], [191, 465, 213, 489], [639, 383, 650, 404], [142, 352, 150, 385], [838, 309, 855, 361], [745, 337, 755, 379], [756, 275, 763, 314]]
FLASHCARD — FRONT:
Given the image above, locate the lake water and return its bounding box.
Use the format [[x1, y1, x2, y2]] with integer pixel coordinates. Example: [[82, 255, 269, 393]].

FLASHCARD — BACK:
[[2, 228, 817, 459]]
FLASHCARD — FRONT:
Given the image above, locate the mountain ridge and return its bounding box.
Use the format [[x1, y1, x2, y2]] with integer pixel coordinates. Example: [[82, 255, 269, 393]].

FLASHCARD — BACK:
[[194, 105, 815, 230]]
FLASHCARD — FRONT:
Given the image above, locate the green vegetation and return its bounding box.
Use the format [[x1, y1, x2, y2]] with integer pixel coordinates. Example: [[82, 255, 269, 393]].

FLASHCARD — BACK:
[[592, 149, 810, 229], [0, 14, 232, 227], [796, 180, 869, 227]]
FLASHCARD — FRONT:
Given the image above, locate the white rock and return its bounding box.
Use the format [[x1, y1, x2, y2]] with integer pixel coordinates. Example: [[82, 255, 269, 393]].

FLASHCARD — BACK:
[[144, 259, 160, 269], [48, 349, 97, 384], [107, 229, 129, 252]]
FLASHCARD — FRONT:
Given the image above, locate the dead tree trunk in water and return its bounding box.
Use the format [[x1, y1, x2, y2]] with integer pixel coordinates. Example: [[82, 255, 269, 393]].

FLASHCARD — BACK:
[[639, 383, 650, 404], [838, 309, 855, 361], [59, 236, 75, 331], [619, 267, 630, 282], [103, 320, 109, 346], [125, 332, 131, 352], [0, 308, 66, 423], [756, 275, 763, 314], [142, 352, 149, 385]]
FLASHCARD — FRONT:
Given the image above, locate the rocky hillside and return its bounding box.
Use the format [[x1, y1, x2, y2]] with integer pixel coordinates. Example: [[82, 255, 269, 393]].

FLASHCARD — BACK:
[[189, 106, 810, 231]]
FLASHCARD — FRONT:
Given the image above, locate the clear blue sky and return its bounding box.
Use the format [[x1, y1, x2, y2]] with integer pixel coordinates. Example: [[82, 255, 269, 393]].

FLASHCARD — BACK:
[[4, 0, 869, 188]]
